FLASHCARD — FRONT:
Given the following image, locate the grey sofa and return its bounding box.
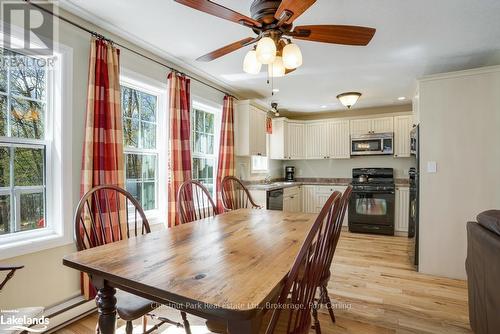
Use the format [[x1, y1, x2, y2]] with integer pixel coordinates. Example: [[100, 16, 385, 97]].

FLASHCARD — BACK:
[[466, 210, 500, 334]]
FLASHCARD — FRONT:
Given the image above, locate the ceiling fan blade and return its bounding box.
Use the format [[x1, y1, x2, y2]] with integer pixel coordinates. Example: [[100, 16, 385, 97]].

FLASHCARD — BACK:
[[197, 37, 257, 62], [285, 67, 296, 75], [292, 25, 376, 45], [174, 0, 262, 28], [275, 0, 316, 24]]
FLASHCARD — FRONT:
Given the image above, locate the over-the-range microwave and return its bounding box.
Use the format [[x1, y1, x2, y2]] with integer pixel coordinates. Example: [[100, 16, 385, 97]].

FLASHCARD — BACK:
[[351, 133, 394, 156]]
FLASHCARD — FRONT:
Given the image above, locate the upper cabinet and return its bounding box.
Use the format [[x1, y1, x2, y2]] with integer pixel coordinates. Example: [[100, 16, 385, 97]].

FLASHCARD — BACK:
[[350, 117, 394, 136], [234, 100, 267, 156], [270, 119, 305, 160], [269, 113, 412, 160], [394, 115, 413, 158]]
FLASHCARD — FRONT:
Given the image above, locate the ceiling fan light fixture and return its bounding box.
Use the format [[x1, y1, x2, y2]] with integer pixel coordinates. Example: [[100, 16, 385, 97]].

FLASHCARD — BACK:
[[243, 50, 262, 74], [282, 42, 302, 69], [268, 56, 286, 78], [256, 36, 277, 64], [337, 92, 362, 109]]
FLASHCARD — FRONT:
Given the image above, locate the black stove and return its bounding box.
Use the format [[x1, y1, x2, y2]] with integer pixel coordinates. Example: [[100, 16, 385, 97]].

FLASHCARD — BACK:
[[349, 168, 396, 235]]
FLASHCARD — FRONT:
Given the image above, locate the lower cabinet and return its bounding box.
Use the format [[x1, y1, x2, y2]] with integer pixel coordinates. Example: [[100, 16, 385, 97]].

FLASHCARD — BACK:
[[283, 186, 302, 213], [248, 190, 267, 209], [302, 185, 348, 226], [395, 186, 410, 233]]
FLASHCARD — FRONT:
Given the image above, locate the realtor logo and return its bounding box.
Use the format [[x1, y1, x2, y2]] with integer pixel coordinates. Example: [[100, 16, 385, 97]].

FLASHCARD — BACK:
[[0, 309, 49, 333], [1, 0, 54, 55]]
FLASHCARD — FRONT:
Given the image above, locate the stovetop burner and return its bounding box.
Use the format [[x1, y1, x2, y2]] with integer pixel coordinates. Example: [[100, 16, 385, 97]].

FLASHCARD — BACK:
[[351, 168, 395, 190]]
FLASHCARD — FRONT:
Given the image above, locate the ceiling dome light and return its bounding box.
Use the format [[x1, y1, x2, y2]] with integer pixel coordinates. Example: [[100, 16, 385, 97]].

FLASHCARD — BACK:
[[243, 50, 262, 74], [282, 42, 302, 69], [337, 92, 362, 109], [268, 56, 285, 78], [256, 37, 276, 65]]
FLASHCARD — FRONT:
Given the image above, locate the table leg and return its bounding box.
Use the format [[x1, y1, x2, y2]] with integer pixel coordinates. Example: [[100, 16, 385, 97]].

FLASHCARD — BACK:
[[227, 315, 262, 334], [94, 278, 117, 334]]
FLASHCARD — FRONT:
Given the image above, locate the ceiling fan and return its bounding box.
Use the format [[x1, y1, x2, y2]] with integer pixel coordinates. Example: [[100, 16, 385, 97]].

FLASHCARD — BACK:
[[174, 0, 376, 77]]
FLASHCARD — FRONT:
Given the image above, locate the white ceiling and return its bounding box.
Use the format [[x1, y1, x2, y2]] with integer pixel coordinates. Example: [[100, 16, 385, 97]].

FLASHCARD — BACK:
[[60, 0, 500, 112]]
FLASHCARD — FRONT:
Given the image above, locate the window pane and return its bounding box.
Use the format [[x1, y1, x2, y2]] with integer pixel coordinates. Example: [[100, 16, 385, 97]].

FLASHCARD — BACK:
[[142, 182, 155, 211], [195, 110, 204, 133], [142, 155, 156, 181], [207, 134, 214, 155], [140, 92, 156, 122], [9, 53, 46, 100], [126, 154, 142, 181], [141, 121, 156, 149], [0, 51, 7, 92], [205, 112, 214, 134], [20, 192, 45, 232], [0, 147, 9, 187], [121, 87, 139, 118], [192, 158, 200, 180], [14, 147, 44, 186], [123, 117, 139, 148], [10, 98, 44, 139], [0, 195, 10, 234], [0, 95, 7, 136], [126, 180, 142, 204]]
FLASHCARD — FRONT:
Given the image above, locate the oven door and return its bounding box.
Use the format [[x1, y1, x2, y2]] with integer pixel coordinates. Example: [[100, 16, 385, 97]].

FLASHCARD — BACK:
[[349, 190, 395, 225]]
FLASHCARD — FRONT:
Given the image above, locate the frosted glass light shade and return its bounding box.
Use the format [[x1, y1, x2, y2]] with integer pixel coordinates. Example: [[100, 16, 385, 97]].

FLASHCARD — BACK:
[[268, 56, 285, 78], [256, 37, 277, 64], [337, 92, 362, 109], [243, 50, 262, 74], [282, 43, 302, 69]]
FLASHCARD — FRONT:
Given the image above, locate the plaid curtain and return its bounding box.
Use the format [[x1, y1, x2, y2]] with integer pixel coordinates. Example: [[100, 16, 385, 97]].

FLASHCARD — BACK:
[[167, 72, 192, 227], [216, 96, 235, 212], [80, 38, 124, 299]]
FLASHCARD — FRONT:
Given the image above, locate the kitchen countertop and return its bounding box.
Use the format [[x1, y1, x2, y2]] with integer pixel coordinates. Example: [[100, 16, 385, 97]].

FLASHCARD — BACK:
[[245, 178, 409, 191]]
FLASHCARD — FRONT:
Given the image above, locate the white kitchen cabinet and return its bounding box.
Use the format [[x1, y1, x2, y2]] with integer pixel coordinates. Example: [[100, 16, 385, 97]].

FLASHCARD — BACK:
[[372, 117, 394, 133], [394, 115, 413, 158], [302, 185, 316, 213], [395, 186, 410, 233], [234, 100, 267, 156], [305, 122, 329, 159], [287, 122, 305, 160], [328, 120, 350, 159], [283, 186, 302, 212], [269, 119, 305, 160], [249, 190, 267, 209], [350, 117, 394, 136]]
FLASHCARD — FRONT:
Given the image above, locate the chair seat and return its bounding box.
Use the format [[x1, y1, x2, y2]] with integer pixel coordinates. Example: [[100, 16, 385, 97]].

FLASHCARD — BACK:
[[0, 307, 44, 334], [206, 302, 311, 334], [116, 290, 156, 321]]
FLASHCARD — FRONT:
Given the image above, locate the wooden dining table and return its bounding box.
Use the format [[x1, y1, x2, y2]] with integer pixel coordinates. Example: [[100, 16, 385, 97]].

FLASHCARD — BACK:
[[63, 208, 317, 334]]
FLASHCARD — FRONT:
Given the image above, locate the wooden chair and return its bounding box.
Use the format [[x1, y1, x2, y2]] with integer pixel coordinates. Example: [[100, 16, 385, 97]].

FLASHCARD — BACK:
[[220, 176, 261, 211], [312, 185, 353, 332], [176, 180, 218, 224], [206, 191, 343, 334], [75, 185, 190, 334], [0, 265, 45, 334]]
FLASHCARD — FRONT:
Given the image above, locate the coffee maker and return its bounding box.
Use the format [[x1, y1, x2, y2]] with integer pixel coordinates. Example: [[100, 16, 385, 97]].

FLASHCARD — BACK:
[[285, 166, 295, 181]]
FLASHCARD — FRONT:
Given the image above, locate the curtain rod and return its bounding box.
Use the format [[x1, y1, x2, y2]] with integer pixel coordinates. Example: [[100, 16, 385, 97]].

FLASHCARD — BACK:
[[23, 0, 237, 99]]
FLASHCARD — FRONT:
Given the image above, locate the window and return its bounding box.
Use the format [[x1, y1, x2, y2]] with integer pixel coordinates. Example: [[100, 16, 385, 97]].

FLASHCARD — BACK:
[[251, 155, 269, 173], [0, 49, 48, 236], [121, 85, 158, 211], [191, 103, 219, 197]]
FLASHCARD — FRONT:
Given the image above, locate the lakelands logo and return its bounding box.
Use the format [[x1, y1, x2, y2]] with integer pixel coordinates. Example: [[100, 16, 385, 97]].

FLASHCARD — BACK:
[[0, 309, 49, 333]]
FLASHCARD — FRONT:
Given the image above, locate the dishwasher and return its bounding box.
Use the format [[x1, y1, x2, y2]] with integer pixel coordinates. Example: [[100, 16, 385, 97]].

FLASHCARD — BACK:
[[267, 189, 283, 211]]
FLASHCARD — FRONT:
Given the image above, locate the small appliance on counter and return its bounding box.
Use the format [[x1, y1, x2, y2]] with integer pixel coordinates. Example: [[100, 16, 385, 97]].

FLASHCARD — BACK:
[[285, 166, 295, 181], [349, 168, 395, 235]]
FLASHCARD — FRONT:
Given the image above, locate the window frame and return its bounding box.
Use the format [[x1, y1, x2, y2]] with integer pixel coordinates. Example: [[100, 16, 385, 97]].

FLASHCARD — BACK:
[[120, 70, 167, 226], [0, 30, 74, 260], [190, 99, 221, 198]]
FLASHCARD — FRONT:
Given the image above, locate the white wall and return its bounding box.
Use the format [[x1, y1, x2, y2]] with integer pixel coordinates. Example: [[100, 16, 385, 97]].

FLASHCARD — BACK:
[[0, 5, 229, 309], [282, 156, 415, 179], [418, 66, 500, 279]]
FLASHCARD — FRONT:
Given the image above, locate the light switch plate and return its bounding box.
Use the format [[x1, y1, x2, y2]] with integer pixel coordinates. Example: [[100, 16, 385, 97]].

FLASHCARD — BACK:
[[427, 161, 437, 173]]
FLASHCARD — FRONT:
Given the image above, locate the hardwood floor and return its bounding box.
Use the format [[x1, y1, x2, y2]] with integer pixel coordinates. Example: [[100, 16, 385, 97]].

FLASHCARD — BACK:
[[58, 232, 470, 334]]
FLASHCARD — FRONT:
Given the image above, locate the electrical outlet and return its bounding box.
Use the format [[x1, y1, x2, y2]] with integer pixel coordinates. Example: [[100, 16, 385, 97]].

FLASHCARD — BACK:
[[427, 161, 437, 173]]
